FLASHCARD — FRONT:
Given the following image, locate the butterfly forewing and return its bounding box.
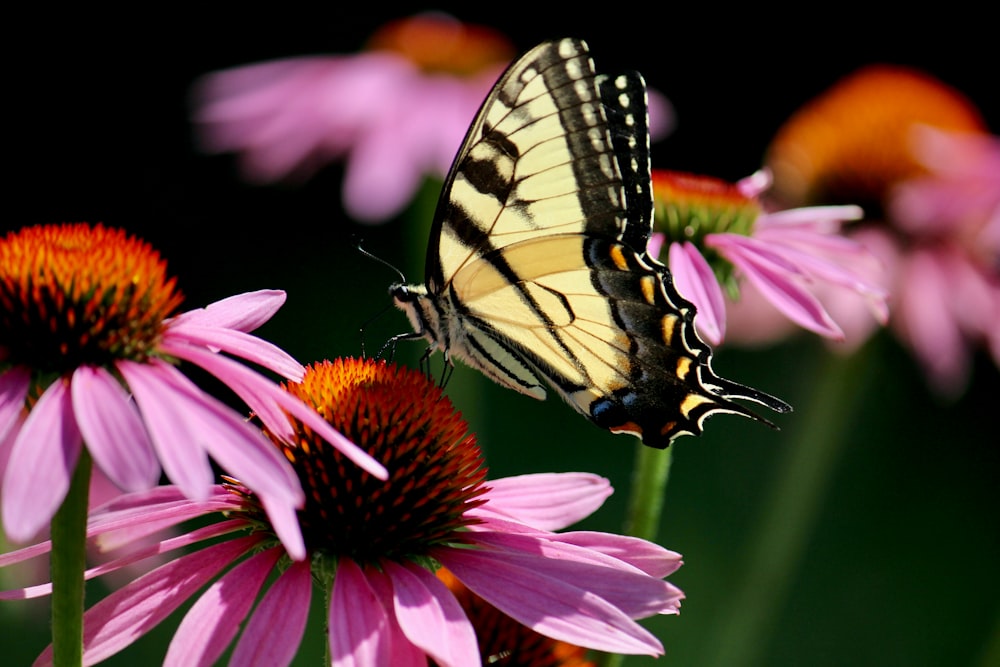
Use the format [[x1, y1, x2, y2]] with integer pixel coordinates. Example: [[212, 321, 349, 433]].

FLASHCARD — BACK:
[[391, 37, 790, 448]]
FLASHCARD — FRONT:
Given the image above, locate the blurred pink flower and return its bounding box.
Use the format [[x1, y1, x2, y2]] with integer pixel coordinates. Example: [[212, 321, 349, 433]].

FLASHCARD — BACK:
[[0, 223, 387, 557], [761, 64, 998, 395], [191, 14, 511, 223], [2, 358, 684, 666], [649, 169, 888, 347], [881, 127, 1000, 394], [191, 13, 674, 223]]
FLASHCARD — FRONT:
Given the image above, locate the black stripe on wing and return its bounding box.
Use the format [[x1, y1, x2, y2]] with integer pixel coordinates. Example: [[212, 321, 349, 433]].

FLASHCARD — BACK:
[[597, 71, 653, 251], [584, 238, 791, 447]]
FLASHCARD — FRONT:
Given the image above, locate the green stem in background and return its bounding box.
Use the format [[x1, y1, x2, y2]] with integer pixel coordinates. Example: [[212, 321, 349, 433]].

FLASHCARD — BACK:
[[596, 442, 674, 667], [623, 443, 674, 542], [50, 449, 92, 667], [704, 341, 873, 667]]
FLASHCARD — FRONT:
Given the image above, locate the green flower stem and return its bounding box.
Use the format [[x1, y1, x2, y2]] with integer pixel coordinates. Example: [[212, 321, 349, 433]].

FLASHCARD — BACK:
[[597, 443, 674, 667], [623, 443, 674, 542], [704, 342, 873, 667], [50, 448, 92, 667]]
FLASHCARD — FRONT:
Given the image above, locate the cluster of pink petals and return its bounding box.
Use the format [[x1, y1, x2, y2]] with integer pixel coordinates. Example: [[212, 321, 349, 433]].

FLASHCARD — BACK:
[[191, 48, 675, 224], [1, 473, 683, 666], [191, 51, 506, 223], [0, 290, 387, 559], [653, 169, 890, 346], [879, 127, 1000, 394]]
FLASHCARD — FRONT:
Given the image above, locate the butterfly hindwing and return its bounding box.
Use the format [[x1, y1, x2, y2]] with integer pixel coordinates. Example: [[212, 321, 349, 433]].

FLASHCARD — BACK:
[[391, 38, 789, 448]]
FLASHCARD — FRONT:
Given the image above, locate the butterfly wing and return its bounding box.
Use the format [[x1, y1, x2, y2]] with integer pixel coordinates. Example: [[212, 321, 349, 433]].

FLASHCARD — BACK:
[[394, 38, 789, 448]]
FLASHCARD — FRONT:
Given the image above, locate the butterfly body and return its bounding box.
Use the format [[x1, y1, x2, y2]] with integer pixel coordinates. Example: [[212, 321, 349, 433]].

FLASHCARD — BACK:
[[391, 38, 789, 448]]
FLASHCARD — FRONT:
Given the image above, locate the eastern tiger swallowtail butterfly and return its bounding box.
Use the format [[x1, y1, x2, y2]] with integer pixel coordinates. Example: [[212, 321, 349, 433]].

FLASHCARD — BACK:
[[389, 37, 790, 448]]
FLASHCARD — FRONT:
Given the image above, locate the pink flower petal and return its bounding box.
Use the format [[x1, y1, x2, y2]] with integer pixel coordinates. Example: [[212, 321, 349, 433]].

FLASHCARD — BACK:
[[230, 558, 312, 667], [470, 472, 611, 531], [0, 366, 30, 444], [329, 558, 392, 667], [465, 532, 683, 617], [435, 546, 665, 656], [164, 547, 283, 667], [382, 560, 479, 667], [168, 290, 287, 332], [33, 536, 259, 666], [90, 486, 239, 551], [710, 234, 844, 339], [897, 250, 970, 395], [669, 241, 727, 345], [123, 358, 301, 505], [70, 365, 160, 492], [757, 204, 864, 229], [115, 361, 215, 499], [256, 492, 306, 562], [161, 340, 388, 480], [163, 323, 304, 381], [2, 379, 82, 543], [552, 531, 684, 579]]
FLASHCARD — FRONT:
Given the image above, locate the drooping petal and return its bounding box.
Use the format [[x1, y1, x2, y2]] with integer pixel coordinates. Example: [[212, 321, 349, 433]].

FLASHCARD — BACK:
[[229, 557, 312, 667], [163, 323, 304, 381], [710, 233, 844, 339], [0, 366, 30, 444], [90, 486, 240, 552], [668, 241, 727, 345], [32, 536, 260, 666], [168, 290, 287, 332], [382, 560, 479, 667], [164, 547, 283, 667], [551, 531, 684, 579], [70, 365, 160, 492], [463, 532, 683, 617], [435, 546, 665, 656], [123, 358, 302, 505], [160, 340, 388, 480], [329, 558, 393, 667], [115, 361, 215, 499], [470, 472, 612, 531], [2, 379, 82, 543], [896, 250, 970, 395], [257, 492, 306, 562]]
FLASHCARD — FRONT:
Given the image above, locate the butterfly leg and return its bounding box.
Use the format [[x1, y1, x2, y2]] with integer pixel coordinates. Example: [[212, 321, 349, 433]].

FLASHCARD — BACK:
[[376, 331, 425, 362]]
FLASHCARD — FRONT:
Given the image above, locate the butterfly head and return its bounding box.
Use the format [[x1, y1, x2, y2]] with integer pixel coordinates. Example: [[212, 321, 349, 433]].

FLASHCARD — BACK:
[[389, 281, 442, 348]]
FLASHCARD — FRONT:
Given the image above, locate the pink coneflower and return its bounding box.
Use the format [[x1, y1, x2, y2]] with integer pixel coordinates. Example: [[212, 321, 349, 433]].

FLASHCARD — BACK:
[[0, 223, 387, 555], [2, 358, 684, 665], [763, 64, 998, 395], [648, 169, 889, 347], [191, 13, 675, 224], [191, 14, 514, 223]]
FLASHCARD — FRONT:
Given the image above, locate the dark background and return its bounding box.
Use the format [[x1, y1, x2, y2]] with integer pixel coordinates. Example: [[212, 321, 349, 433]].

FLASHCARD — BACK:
[[4, 6, 998, 666]]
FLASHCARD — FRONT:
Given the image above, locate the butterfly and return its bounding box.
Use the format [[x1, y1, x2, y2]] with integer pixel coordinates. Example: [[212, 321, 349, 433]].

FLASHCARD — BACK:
[[390, 37, 790, 448]]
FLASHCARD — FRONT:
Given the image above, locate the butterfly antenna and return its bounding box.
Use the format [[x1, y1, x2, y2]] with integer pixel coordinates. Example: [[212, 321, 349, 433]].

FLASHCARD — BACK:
[[356, 241, 407, 284]]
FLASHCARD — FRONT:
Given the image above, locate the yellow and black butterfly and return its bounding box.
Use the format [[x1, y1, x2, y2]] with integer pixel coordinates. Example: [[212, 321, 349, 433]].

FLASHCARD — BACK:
[[390, 38, 790, 448]]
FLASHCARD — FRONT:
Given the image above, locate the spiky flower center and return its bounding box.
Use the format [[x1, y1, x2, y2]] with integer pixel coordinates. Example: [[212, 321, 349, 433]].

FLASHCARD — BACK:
[[651, 169, 760, 294], [0, 223, 183, 375], [366, 13, 514, 76], [653, 170, 761, 243], [765, 64, 987, 210], [270, 358, 488, 564]]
